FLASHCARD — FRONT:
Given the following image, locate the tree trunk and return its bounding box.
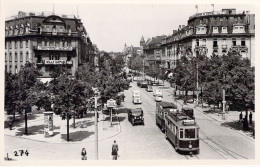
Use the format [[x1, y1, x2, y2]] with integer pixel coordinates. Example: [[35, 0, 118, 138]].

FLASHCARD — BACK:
[[67, 116, 70, 141], [13, 111, 16, 121], [24, 109, 28, 135], [201, 87, 203, 108], [73, 114, 75, 128]]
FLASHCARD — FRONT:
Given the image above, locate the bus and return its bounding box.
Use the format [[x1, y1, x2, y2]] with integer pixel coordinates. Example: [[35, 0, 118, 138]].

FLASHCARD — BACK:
[[132, 90, 142, 104], [165, 111, 200, 154], [155, 101, 177, 132]]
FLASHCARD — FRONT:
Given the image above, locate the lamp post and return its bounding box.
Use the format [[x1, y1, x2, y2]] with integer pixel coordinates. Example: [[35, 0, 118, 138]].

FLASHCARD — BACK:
[[93, 89, 99, 160], [222, 74, 226, 120], [196, 62, 199, 106]]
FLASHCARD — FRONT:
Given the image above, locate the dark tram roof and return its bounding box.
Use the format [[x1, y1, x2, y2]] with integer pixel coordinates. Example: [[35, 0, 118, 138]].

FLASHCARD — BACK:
[[157, 101, 177, 108]]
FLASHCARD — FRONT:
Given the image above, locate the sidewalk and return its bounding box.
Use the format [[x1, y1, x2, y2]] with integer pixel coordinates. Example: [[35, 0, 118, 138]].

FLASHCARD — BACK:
[[4, 110, 121, 144]]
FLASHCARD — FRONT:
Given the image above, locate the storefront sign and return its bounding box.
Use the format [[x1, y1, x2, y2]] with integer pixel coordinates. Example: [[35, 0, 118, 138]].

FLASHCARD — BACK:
[[44, 60, 66, 65]]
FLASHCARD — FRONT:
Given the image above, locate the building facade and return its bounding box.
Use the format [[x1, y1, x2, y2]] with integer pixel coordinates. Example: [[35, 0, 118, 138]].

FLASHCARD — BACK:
[[159, 8, 255, 69], [143, 35, 167, 68], [5, 11, 96, 77]]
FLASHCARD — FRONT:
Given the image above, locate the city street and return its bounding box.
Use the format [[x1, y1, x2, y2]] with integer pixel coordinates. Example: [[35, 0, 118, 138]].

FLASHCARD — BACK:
[[4, 80, 254, 160]]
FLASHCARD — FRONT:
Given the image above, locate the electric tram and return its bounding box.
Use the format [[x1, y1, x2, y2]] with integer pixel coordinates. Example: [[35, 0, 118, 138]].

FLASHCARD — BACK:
[[165, 110, 200, 154], [155, 101, 177, 132]]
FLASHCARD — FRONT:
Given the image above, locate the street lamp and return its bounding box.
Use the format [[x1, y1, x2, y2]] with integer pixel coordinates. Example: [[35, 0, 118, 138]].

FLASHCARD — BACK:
[[222, 74, 226, 120]]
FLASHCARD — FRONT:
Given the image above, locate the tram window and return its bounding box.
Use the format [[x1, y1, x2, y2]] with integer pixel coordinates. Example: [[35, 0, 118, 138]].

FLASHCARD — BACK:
[[197, 129, 199, 138], [185, 129, 195, 138], [180, 129, 183, 139]]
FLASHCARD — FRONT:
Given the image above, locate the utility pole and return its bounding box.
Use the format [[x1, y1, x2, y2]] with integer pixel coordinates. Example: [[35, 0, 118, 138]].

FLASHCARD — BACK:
[[94, 95, 98, 160], [196, 63, 199, 106], [222, 88, 226, 120]]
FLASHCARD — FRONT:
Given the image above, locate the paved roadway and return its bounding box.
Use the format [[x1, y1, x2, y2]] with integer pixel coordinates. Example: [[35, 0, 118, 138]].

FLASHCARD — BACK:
[[4, 81, 254, 161]]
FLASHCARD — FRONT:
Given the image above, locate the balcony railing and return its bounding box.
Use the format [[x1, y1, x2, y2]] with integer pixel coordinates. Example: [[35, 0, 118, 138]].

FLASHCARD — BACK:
[[189, 10, 246, 20], [36, 60, 73, 65], [34, 46, 74, 51]]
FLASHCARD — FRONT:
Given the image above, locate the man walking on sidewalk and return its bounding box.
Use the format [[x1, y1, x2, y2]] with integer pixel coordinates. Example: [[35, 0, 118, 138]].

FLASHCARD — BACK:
[[112, 140, 119, 160]]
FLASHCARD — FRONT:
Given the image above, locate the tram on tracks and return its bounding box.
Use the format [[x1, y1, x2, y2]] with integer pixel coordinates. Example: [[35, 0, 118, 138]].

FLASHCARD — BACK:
[[165, 110, 200, 154], [155, 101, 177, 132]]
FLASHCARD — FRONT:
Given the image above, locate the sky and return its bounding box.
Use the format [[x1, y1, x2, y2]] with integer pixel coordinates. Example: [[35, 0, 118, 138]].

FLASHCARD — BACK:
[[3, 0, 255, 52]]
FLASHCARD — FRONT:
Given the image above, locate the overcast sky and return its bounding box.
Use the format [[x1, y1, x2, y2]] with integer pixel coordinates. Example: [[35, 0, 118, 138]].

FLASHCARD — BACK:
[[4, 0, 255, 52]]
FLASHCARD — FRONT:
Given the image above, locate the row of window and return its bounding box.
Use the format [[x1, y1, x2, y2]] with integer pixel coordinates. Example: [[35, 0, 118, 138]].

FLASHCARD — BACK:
[[196, 38, 246, 47], [5, 40, 29, 49], [197, 25, 245, 34], [37, 39, 72, 47], [5, 52, 29, 62]]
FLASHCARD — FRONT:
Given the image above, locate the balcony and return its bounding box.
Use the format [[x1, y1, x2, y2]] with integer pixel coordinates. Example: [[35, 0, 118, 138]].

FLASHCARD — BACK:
[[34, 46, 75, 51], [229, 45, 248, 53]]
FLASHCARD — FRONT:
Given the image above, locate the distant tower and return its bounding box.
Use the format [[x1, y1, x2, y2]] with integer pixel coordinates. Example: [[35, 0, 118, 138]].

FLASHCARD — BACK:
[[140, 35, 145, 48], [140, 35, 145, 54], [124, 43, 127, 54]]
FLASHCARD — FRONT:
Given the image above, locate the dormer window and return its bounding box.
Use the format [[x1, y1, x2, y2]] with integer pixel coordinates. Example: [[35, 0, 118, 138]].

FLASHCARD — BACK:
[[9, 26, 13, 36], [52, 25, 57, 35], [233, 25, 245, 33], [14, 25, 18, 35], [20, 24, 24, 34], [222, 27, 228, 33], [25, 23, 30, 34], [213, 27, 218, 34], [196, 26, 207, 35]]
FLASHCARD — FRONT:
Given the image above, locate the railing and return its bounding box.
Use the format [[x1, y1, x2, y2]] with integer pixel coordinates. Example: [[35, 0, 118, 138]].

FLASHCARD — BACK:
[[34, 46, 74, 51], [36, 60, 73, 65], [189, 10, 246, 20], [6, 11, 76, 21]]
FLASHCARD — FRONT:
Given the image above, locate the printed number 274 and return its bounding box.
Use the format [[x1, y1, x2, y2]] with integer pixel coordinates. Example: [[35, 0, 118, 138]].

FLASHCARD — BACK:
[[14, 150, 29, 156]]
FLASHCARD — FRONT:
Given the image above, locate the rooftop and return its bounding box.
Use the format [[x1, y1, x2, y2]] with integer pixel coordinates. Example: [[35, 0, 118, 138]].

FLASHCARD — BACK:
[[189, 9, 250, 20], [6, 11, 77, 21]]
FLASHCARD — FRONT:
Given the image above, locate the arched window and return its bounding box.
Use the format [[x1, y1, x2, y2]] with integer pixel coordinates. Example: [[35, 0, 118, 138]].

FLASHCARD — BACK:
[[52, 25, 57, 35], [67, 25, 71, 35], [14, 25, 19, 35], [9, 26, 13, 36], [25, 23, 30, 33], [20, 24, 24, 34]]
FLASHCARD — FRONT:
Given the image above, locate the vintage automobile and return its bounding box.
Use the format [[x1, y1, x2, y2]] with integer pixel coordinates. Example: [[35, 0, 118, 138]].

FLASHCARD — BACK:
[[155, 95, 162, 102], [146, 85, 153, 92], [153, 89, 163, 97], [128, 108, 144, 126]]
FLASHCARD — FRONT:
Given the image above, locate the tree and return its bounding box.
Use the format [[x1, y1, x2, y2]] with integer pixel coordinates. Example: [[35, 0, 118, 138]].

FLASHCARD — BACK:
[[17, 63, 39, 135]]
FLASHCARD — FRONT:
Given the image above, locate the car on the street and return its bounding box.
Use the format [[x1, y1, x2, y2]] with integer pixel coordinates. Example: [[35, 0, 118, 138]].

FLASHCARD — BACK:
[[146, 85, 153, 92], [182, 106, 195, 120], [139, 80, 148, 88], [153, 89, 163, 97], [155, 95, 162, 102], [128, 108, 144, 126]]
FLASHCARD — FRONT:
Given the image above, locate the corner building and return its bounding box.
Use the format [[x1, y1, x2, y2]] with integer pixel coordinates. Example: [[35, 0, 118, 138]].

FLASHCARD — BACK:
[[5, 11, 93, 77], [161, 8, 255, 69]]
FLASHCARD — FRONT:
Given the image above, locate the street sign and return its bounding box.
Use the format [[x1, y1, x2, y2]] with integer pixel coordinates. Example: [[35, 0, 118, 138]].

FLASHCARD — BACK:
[[107, 99, 116, 108]]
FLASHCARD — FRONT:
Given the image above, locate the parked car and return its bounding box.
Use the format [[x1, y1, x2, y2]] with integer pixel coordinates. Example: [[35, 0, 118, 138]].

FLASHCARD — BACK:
[[153, 89, 163, 97], [155, 95, 162, 102], [146, 85, 153, 92], [128, 108, 144, 126], [139, 81, 148, 88]]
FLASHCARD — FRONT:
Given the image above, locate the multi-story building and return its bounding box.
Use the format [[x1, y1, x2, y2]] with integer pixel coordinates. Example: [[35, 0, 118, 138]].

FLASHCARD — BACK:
[[5, 11, 95, 77], [160, 8, 255, 69], [143, 35, 167, 68]]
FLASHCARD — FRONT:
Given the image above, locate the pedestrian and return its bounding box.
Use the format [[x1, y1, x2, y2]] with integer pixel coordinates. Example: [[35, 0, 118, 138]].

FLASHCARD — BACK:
[[81, 148, 87, 160], [112, 140, 119, 160], [239, 112, 243, 122], [249, 112, 253, 124]]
